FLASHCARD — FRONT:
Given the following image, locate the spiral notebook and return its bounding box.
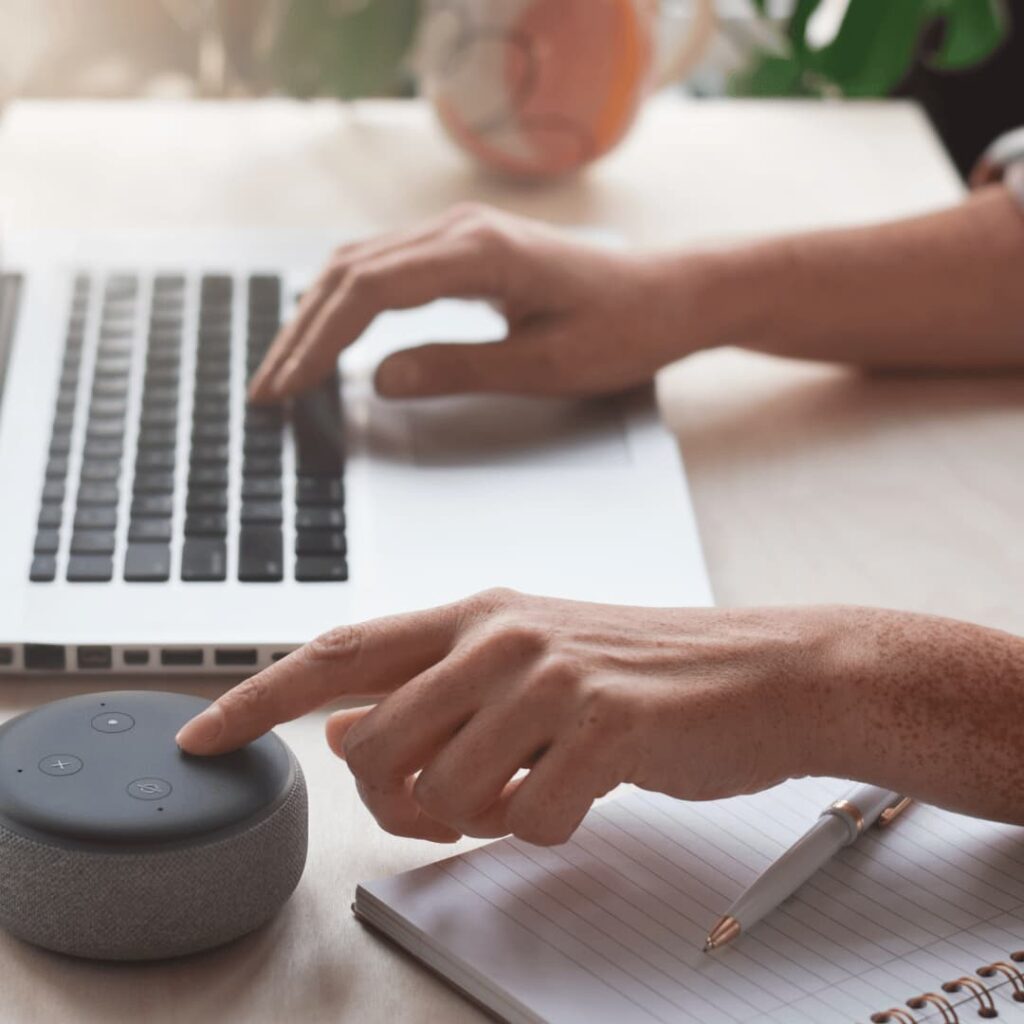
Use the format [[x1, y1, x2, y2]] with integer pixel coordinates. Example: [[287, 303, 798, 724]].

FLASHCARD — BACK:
[[354, 776, 1024, 1024]]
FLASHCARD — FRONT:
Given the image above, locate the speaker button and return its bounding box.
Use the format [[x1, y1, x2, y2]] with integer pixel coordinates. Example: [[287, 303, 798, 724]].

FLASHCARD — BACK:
[[38, 754, 83, 776], [127, 778, 172, 801], [91, 712, 135, 733]]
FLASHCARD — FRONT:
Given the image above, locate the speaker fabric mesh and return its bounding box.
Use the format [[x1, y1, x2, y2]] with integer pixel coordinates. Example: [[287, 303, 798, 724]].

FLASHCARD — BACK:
[[0, 757, 307, 961]]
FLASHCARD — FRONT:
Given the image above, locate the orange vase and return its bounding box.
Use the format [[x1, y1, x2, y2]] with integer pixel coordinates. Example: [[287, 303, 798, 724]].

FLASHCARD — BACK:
[[417, 0, 715, 179]]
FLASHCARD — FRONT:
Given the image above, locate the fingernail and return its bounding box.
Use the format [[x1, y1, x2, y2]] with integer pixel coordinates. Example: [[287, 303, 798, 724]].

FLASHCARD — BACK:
[[176, 704, 224, 751], [376, 359, 418, 396]]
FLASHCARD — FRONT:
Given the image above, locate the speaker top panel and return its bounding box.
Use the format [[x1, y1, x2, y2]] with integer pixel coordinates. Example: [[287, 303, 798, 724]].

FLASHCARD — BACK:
[[0, 691, 293, 846]]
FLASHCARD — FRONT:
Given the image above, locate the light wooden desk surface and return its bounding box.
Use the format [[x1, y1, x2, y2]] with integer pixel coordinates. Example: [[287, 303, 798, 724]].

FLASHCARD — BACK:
[[0, 96, 1020, 1024]]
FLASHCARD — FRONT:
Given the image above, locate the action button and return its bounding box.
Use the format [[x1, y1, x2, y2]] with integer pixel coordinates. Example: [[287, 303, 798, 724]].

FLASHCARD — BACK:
[[127, 778, 172, 801], [91, 711, 135, 733], [38, 754, 83, 776]]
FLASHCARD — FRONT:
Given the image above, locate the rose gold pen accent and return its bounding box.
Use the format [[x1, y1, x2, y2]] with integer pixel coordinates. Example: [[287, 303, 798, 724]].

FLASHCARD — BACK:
[[877, 796, 913, 828], [703, 915, 741, 952]]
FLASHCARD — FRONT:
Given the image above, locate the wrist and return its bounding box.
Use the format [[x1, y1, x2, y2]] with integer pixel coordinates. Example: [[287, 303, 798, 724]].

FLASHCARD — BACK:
[[641, 241, 793, 362]]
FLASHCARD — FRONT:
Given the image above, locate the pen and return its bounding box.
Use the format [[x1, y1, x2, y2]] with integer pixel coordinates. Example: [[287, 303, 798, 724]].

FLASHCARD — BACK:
[[703, 784, 912, 951]]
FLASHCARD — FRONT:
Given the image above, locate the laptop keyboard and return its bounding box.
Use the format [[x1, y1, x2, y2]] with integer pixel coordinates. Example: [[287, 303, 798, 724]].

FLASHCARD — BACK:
[[30, 271, 348, 584]]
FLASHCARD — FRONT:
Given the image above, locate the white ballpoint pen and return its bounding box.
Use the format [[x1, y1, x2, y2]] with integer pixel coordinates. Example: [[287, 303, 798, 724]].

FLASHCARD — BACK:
[[703, 784, 913, 951]]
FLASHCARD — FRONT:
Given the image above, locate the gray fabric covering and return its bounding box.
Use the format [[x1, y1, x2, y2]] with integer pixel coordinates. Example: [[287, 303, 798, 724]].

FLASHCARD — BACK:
[[0, 757, 307, 961]]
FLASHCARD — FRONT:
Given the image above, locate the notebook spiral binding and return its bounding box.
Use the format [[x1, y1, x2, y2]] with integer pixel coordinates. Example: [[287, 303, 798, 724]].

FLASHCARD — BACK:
[[870, 950, 1024, 1022]]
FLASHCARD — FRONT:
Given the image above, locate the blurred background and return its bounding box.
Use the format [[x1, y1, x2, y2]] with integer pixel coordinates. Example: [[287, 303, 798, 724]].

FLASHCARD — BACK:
[[0, 0, 1021, 178]]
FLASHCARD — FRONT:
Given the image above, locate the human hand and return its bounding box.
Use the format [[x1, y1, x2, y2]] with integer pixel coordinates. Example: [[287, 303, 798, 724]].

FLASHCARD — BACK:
[[247, 204, 701, 403], [176, 590, 843, 845]]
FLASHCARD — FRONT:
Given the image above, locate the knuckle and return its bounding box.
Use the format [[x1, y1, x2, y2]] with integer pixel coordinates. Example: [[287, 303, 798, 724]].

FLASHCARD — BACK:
[[343, 265, 378, 304], [340, 726, 377, 779], [305, 624, 364, 666], [481, 619, 550, 663], [577, 684, 635, 736], [459, 586, 520, 620], [218, 675, 270, 717], [412, 772, 459, 820], [521, 652, 583, 702]]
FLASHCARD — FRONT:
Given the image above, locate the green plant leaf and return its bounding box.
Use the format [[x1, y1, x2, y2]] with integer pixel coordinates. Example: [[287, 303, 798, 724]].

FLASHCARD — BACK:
[[272, 0, 419, 99], [728, 53, 813, 96], [787, 0, 824, 57], [926, 0, 1008, 69], [807, 0, 928, 96]]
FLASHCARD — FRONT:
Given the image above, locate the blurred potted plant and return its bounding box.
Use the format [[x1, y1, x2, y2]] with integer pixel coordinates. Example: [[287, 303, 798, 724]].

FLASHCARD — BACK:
[[733, 0, 1010, 97]]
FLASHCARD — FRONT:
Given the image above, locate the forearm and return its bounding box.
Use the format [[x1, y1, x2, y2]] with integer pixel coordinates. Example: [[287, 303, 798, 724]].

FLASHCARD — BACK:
[[664, 185, 1024, 370], [808, 607, 1024, 825]]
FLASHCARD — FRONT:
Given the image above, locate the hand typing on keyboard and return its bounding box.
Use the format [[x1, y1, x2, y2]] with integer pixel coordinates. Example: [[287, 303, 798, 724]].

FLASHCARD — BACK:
[[175, 590, 1024, 845], [247, 203, 703, 404]]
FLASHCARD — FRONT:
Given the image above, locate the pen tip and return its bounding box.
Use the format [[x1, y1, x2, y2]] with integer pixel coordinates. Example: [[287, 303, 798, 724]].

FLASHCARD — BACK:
[[704, 916, 741, 952]]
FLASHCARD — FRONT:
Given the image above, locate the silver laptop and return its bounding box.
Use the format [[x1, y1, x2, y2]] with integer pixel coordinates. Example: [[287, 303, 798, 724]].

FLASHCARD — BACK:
[[0, 228, 711, 675]]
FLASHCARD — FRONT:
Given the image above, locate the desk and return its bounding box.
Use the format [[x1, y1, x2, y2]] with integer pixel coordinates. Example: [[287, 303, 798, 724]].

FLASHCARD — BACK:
[[0, 96, 1020, 1024]]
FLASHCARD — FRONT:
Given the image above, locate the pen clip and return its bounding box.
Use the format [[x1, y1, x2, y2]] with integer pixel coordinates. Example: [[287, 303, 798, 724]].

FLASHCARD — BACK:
[[877, 796, 912, 829]]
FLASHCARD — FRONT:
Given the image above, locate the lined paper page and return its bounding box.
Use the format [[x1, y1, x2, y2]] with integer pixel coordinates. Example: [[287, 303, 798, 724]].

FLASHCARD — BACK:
[[359, 778, 1024, 1024]]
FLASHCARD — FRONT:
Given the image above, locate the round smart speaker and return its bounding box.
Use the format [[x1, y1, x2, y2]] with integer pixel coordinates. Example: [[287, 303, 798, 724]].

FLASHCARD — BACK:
[[0, 691, 307, 961]]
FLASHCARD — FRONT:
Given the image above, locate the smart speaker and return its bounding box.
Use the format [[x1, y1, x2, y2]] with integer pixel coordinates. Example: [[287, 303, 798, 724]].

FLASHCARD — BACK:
[[0, 691, 307, 960]]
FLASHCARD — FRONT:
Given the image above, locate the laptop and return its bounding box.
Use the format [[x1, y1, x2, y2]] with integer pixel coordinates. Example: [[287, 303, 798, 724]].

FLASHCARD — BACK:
[[0, 228, 711, 676]]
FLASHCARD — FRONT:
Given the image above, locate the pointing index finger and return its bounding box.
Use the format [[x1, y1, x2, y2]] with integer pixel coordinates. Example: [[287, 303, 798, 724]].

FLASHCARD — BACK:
[[175, 603, 462, 755]]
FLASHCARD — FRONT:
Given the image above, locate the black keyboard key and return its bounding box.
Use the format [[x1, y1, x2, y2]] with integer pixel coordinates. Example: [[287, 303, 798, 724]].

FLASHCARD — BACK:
[[189, 465, 228, 488], [86, 419, 125, 439], [90, 397, 127, 418], [53, 412, 74, 433], [193, 398, 228, 421], [45, 456, 69, 479], [132, 494, 173, 518], [185, 512, 227, 537], [142, 386, 178, 408], [34, 530, 60, 555], [296, 529, 346, 555], [243, 454, 281, 477], [75, 506, 117, 530], [295, 556, 348, 582], [191, 442, 229, 465], [245, 407, 283, 430], [242, 477, 282, 500], [135, 448, 176, 471], [186, 488, 228, 512], [50, 434, 72, 457], [38, 505, 62, 528], [192, 420, 229, 443], [194, 380, 231, 401], [243, 432, 280, 455], [71, 531, 115, 555], [125, 543, 171, 582], [83, 438, 122, 460], [77, 483, 119, 506], [293, 377, 343, 447], [295, 476, 343, 505], [182, 537, 227, 581], [67, 555, 114, 582], [133, 471, 174, 494], [140, 406, 177, 428], [41, 480, 65, 503], [128, 518, 172, 542], [238, 527, 283, 582], [81, 460, 121, 482], [241, 501, 282, 525], [138, 426, 177, 449], [91, 377, 129, 398], [295, 507, 344, 531], [30, 554, 57, 582]]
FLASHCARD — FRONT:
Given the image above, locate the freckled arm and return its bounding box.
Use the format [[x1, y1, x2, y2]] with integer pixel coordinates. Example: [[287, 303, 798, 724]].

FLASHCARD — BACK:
[[809, 609, 1024, 826]]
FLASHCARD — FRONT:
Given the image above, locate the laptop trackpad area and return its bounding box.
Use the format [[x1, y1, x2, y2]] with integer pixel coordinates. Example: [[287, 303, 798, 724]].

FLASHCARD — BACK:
[[380, 394, 632, 470]]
